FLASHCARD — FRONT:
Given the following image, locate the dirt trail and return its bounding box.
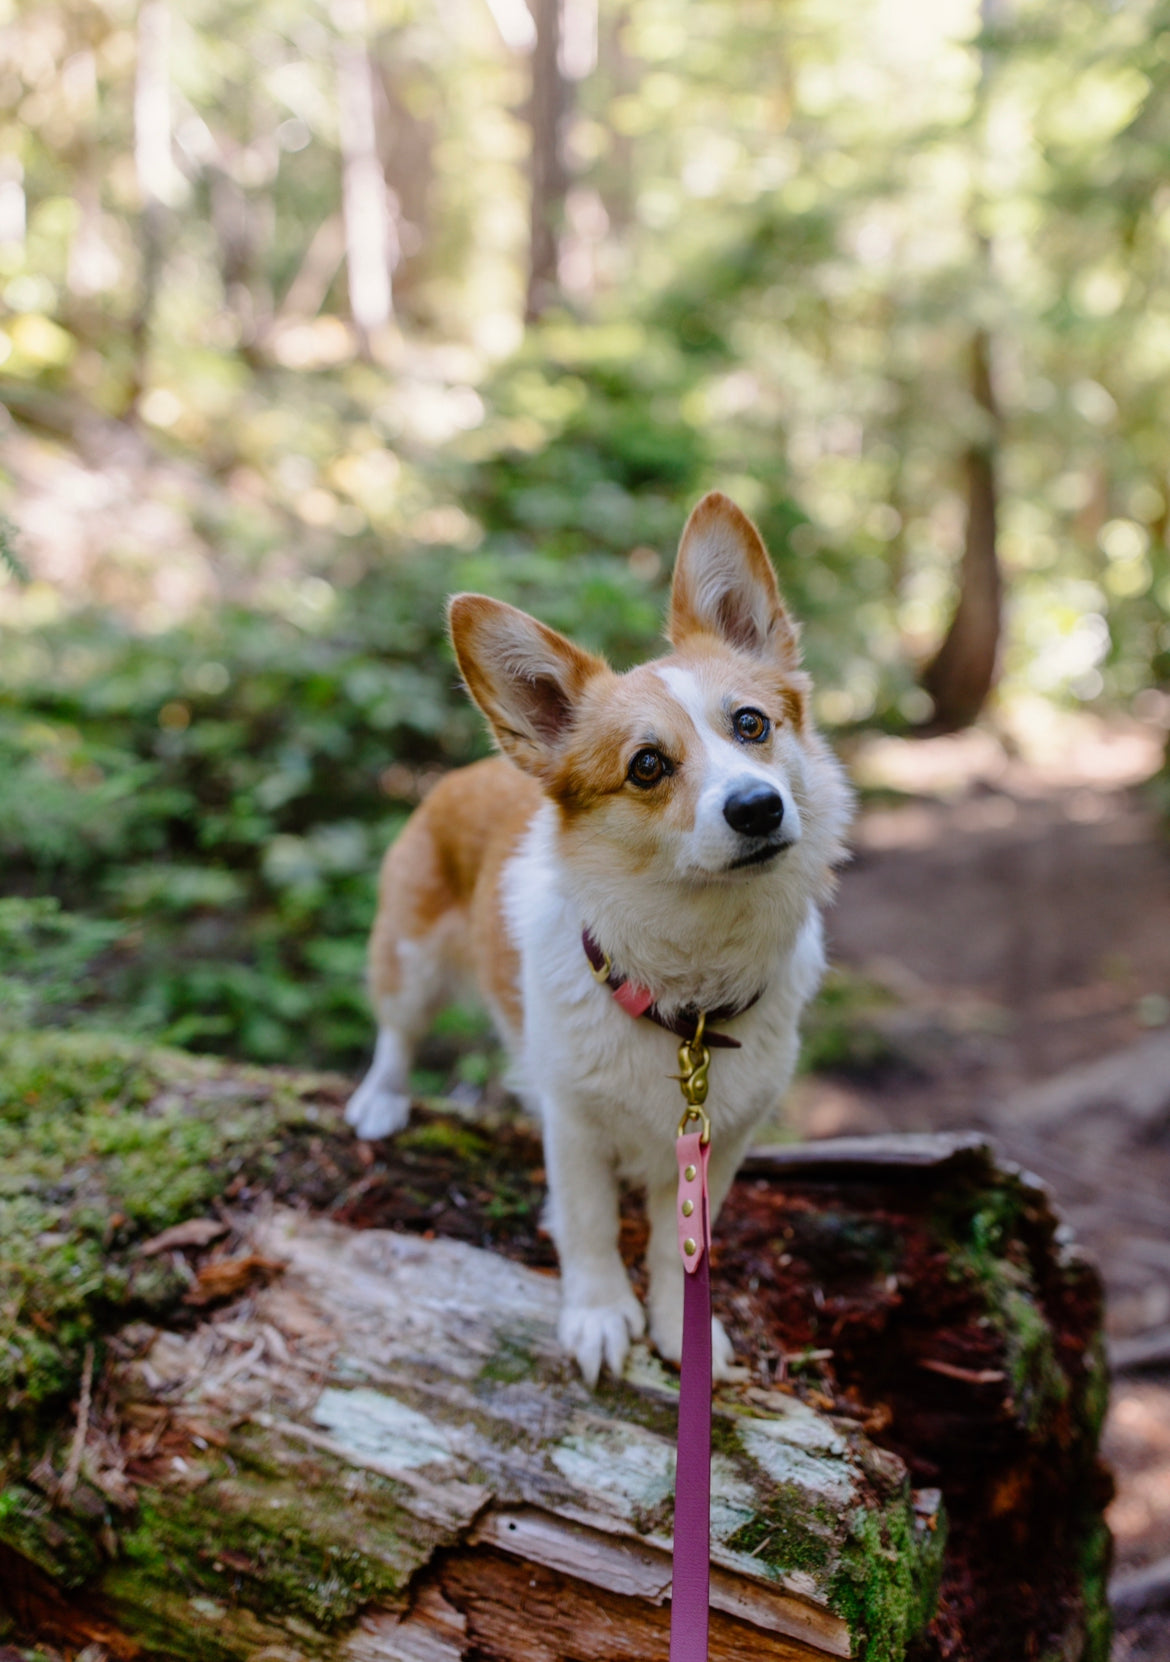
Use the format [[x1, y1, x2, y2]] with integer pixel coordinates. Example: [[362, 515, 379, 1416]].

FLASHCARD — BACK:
[[793, 713, 1170, 1661]]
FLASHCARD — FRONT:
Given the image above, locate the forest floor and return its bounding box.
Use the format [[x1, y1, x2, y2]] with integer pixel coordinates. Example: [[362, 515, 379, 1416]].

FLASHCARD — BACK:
[[793, 711, 1170, 1662]]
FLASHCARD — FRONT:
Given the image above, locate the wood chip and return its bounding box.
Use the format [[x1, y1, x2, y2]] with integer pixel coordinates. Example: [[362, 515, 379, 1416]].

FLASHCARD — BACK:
[[58, 1342, 95, 1502], [183, 1254, 284, 1306], [918, 1359, 1006, 1385], [140, 1218, 229, 1256]]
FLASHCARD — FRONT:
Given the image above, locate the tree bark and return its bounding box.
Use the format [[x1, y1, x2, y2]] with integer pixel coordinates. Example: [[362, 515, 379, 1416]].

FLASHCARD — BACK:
[[128, 0, 174, 414], [0, 1034, 1110, 1662], [335, 1, 396, 356], [525, 0, 570, 322], [921, 328, 1002, 730], [920, 2, 1007, 732]]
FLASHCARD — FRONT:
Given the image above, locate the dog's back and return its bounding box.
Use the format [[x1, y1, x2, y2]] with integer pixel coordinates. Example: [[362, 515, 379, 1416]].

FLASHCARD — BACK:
[[346, 757, 539, 1139]]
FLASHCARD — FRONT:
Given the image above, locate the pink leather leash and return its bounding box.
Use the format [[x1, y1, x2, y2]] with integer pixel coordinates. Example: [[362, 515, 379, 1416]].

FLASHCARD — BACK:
[[670, 1129, 713, 1662], [583, 949, 717, 1659]]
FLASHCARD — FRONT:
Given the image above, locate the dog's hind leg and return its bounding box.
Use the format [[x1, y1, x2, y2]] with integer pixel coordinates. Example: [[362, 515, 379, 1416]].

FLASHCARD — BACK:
[[346, 812, 465, 1140]]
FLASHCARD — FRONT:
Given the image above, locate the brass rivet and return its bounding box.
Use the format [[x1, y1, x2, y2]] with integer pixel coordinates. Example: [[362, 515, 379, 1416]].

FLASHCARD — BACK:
[[684, 1164, 697, 1182], [681, 1198, 694, 1217], [683, 1237, 697, 1257]]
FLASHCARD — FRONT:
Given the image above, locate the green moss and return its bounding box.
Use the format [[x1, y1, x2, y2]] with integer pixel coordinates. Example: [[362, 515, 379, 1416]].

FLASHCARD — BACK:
[[1000, 1285, 1068, 1432], [476, 1330, 539, 1384], [828, 1496, 946, 1662], [1075, 1518, 1113, 1662], [941, 1182, 1070, 1436], [0, 1484, 102, 1588], [0, 1029, 329, 1440], [724, 1483, 835, 1578], [1080, 1331, 1111, 1444], [396, 1118, 491, 1162], [108, 1434, 451, 1648]]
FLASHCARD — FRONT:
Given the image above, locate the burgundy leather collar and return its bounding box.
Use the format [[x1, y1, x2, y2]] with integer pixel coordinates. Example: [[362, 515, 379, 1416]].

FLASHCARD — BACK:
[[581, 929, 762, 1049]]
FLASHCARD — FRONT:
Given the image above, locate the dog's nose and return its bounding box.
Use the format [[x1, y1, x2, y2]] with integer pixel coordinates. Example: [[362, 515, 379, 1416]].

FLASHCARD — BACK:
[[723, 783, 784, 838]]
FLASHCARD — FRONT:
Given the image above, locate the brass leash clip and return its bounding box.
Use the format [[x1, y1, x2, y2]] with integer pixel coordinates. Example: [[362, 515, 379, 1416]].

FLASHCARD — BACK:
[[675, 1009, 712, 1144]]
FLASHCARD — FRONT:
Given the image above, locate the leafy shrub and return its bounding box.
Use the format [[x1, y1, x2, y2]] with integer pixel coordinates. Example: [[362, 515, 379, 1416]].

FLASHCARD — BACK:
[[0, 547, 670, 1070]]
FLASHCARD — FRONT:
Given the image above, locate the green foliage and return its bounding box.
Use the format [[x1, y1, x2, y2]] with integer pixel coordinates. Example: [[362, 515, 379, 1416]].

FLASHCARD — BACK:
[[0, 517, 28, 584], [799, 970, 900, 1078], [0, 522, 678, 1067], [2, 0, 1169, 1083], [0, 898, 124, 1030]]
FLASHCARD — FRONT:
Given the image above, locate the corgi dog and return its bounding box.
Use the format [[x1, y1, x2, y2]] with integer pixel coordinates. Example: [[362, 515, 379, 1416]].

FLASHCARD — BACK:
[[346, 492, 852, 1385]]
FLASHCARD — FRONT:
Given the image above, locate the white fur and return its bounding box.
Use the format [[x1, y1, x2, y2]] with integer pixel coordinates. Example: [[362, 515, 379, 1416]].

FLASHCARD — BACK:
[[345, 1027, 413, 1140], [655, 664, 803, 875], [501, 803, 827, 1383], [346, 927, 463, 1139]]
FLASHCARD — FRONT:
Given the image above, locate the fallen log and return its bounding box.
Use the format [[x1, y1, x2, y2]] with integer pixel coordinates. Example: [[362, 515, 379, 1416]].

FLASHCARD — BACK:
[[0, 1033, 1111, 1661]]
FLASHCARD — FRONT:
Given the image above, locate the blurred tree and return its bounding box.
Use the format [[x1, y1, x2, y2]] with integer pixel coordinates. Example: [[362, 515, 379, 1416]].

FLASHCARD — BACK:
[[130, 0, 175, 411], [923, 328, 1003, 729], [336, 0, 396, 351], [2, 0, 1170, 1067], [525, 0, 571, 320], [923, 0, 1007, 729]]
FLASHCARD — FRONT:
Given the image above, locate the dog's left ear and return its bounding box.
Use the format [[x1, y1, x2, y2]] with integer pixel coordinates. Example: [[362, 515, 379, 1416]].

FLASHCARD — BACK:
[[448, 593, 606, 778], [668, 492, 800, 669]]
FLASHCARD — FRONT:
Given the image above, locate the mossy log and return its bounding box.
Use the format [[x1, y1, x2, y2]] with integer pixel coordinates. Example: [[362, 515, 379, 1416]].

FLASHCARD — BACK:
[[0, 1033, 1109, 1661]]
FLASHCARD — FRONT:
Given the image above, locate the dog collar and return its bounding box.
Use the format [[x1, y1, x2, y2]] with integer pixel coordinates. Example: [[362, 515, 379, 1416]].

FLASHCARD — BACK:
[[581, 929, 760, 1049]]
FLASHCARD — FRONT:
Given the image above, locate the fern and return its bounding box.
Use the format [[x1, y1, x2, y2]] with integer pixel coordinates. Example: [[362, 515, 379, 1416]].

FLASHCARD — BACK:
[[0, 516, 29, 584]]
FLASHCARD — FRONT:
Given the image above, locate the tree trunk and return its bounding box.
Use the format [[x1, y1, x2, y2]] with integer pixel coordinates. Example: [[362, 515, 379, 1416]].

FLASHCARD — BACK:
[[376, 64, 436, 313], [920, 328, 1002, 731], [128, 0, 174, 415], [335, 1, 396, 357], [0, 1033, 1110, 1662], [208, 159, 272, 360], [525, 0, 570, 322], [920, 3, 1007, 732]]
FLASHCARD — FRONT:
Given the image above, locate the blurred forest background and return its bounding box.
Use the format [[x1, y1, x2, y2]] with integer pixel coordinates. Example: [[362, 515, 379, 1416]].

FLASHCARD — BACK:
[[2, 0, 1170, 1075]]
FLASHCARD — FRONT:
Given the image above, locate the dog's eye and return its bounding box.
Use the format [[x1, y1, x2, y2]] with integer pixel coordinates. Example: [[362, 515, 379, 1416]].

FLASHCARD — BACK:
[[628, 747, 670, 787], [733, 708, 770, 743]]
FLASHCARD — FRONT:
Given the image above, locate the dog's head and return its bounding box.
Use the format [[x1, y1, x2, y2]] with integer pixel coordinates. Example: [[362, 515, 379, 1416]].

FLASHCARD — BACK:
[[449, 492, 850, 893]]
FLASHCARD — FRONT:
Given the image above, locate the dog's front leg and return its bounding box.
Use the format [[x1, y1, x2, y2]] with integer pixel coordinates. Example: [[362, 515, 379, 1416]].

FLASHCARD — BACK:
[[645, 1130, 752, 1381], [542, 1105, 644, 1387]]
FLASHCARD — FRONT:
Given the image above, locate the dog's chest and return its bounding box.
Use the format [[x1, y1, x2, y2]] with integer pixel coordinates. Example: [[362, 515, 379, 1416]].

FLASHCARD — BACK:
[[501, 823, 820, 1165]]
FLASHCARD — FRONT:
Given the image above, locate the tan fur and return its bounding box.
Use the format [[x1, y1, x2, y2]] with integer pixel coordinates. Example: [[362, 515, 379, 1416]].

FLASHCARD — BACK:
[[368, 757, 539, 1034]]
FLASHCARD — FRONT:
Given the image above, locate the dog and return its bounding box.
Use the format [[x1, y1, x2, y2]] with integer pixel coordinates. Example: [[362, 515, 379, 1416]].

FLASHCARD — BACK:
[[346, 492, 852, 1385]]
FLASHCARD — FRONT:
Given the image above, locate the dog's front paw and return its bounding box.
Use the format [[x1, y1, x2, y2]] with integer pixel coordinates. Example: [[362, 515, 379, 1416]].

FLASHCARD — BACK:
[[651, 1305, 743, 1381], [559, 1295, 645, 1388], [710, 1315, 747, 1382], [345, 1079, 411, 1140]]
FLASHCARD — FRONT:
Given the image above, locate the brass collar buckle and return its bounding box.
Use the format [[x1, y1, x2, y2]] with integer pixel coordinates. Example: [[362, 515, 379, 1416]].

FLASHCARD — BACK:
[[675, 1009, 712, 1144]]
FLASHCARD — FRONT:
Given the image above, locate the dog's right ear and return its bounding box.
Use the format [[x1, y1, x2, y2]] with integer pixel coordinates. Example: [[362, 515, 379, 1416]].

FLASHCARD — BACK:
[[668, 491, 800, 669], [448, 594, 606, 777]]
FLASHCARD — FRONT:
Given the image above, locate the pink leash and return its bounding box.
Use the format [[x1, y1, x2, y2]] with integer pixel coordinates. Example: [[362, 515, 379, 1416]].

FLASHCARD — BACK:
[[670, 1128, 712, 1661], [586, 953, 717, 1659]]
